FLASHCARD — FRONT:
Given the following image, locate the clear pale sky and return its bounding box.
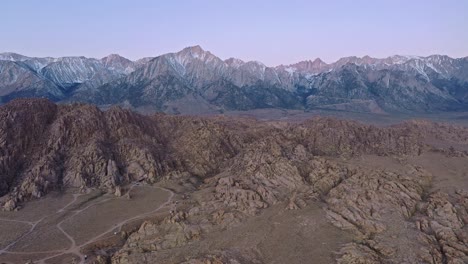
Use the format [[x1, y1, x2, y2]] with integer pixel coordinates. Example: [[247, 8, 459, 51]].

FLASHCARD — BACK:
[[1, 0, 467, 66]]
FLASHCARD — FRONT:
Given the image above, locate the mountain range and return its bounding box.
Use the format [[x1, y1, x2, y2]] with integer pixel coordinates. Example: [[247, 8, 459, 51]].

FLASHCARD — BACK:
[[1, 46, 467, 114]]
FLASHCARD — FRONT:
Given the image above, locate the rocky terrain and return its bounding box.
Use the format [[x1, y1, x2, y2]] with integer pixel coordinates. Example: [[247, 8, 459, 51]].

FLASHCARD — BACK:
[[0, 98, 467, 263], [1, 47, 467, 114], [0, 52, 141, 103]]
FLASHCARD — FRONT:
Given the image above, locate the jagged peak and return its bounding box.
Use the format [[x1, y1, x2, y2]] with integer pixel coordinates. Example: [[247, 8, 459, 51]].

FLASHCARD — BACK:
[[225, 57, 245, 67], [101, 54, 132, 64], [246, 60, 266, 67], [424, 54, 451, 61], [135, 57, 155, 64], [336, 56, 360, 64], [312, 58, 326, 64], [102, 53, 125, 60], [283, 58, 329, 73], [392, 55, 421, 60], [171, 45, 222, 64], [52, 56, 96, 63], [225, 57, 243, 62], [286, 58, 326, 66], [179, 45, 209, 56], [186, 45, 204, 53]]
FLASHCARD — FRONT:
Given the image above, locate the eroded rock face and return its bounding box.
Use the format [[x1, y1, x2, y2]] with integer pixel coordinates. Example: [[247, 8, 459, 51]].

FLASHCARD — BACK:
[[0, 99, 244, 210], [112, 215, 202, 263], [179, 250, 262, 264], [414, 191, 468, 263], [324, 166, 430, 263]]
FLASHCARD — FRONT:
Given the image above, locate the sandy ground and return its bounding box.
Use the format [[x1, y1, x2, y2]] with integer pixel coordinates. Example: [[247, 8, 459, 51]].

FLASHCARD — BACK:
[[220, 108, 468, 126], [350, 152, 468, 195], [408, 152, 468, 194], [0, 184, 173, 264], [0, 221, 31, 249], [244, 203, 353, 264], [0, 191, 75, 222], [62, 186, 169, 245]]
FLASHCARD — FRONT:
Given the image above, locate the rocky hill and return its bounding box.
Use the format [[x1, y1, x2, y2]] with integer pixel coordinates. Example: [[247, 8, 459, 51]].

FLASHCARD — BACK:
[[2, 98, 468, 207], [1, 99, 468, 263], [1, 47, 467, 114]]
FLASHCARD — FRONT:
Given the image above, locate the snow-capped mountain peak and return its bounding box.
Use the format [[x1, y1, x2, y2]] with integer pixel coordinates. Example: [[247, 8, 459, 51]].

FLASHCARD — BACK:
[[101, 54, 135, 74], [1, 46, 467, 114]]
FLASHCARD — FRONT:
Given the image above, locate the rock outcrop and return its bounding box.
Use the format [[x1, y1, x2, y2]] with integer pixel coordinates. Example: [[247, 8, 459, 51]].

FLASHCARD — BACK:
[[1, 99, 468, 264]]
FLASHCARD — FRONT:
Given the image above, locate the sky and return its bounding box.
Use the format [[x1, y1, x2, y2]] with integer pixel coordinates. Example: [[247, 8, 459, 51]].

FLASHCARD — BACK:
[[0, 0, 467, 66]]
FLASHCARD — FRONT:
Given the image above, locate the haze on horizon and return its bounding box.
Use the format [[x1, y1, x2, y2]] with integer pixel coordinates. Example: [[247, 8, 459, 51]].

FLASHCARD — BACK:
[[0, 0, 467, 66]]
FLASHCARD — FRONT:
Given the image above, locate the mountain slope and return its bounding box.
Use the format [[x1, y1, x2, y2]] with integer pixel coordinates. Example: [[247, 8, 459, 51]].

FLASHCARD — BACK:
[[301, 63, 461, 112], [0, 60, 63, 102], [0, 53, 138, 102]]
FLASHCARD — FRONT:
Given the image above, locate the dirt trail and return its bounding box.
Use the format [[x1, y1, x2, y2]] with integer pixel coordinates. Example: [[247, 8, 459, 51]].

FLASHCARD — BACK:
[[0, 184, 174, 264], [56, 193, 81, 213], [0, 218, 35, 225]]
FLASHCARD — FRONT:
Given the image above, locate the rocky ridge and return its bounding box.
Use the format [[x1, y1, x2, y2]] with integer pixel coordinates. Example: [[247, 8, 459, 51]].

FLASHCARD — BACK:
[[1, 47, 468, 113], [1, 99, 468, 263]]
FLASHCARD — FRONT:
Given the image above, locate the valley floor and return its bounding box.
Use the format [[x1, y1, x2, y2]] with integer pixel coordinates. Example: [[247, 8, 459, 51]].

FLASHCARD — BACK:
[[0, 184, 172, 264], [218, 108, 468, 126]]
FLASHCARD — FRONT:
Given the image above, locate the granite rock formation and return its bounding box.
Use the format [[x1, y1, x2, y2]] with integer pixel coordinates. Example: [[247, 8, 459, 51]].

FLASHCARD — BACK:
[[1, 99, 467, 263]]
